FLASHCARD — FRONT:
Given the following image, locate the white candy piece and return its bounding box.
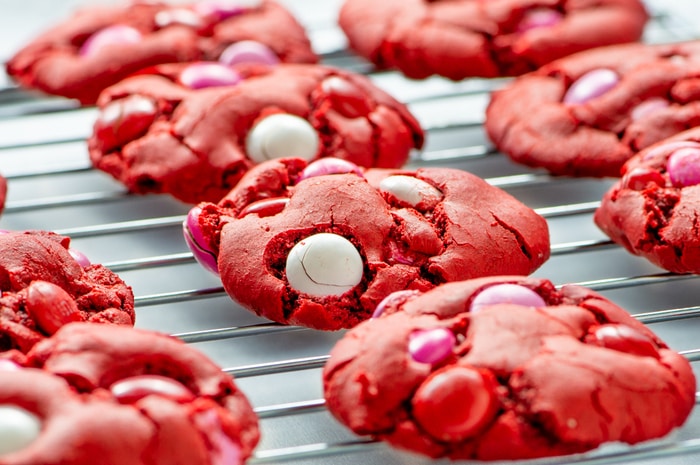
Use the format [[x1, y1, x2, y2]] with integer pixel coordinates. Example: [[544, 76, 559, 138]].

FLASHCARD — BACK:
[[286, 233, 363, 297], [0, 406, 42, 455], [246, 114, 319, 164], [379, 175, 443, 208]]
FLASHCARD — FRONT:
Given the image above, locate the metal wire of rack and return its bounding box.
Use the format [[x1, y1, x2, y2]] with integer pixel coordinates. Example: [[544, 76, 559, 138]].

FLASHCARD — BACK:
[[1, 1, 700, 464]]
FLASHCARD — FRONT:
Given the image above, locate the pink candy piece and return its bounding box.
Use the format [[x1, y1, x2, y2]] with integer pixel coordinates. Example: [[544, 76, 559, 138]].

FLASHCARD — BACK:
[[517, 8, 564, 33], [621, 167, 665, 191], [193, 410, 242, 465], [630, 97, 669, 122], [183, 206, 219, 275], [69, 248, 91, 268], [179, 63, 242, 89], [0, 360, 20, 371], [79, 25, 142, 57], [238, 197, 289, 218], [408, 328, 456, 364], [194, 0, 255, 20], [470, 284, 546, 313], [372, 289, 422, 318], [297, 158, 363, 182], [667, 147, 700, 187], [111, 374, 196, 404], [563, 68, 619, 105], [219, 40, 280, 67]]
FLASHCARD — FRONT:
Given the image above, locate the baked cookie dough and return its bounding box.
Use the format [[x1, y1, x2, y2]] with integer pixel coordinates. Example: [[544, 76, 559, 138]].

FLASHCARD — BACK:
[[486, 40, 700, 177], [323, 276, 696, 460], [89, 62, 424, 204], [6, 0, 316, 104], [183, 157, 550, 330], [339, 0, 648, 80]]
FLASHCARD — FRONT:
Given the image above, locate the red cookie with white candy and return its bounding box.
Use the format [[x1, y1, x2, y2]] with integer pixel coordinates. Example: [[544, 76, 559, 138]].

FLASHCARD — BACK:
[[486, 40, 700, 177], [6, 0, 316, 104], [0, 323, 259, 465], [0, 231, 134, 355], [339, 0, 647, 80], [594, 126, 700, 273], [88, 62, 423, 204], [323, 276, 696, 460], [183, 157, 550, 330]]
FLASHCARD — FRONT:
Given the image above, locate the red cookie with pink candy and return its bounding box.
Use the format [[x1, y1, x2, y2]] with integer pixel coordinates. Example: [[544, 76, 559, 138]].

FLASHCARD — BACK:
[[594, 126, 700, 273], [0, 230, 134, 355], [88, 62, 424, 203], [183, 157, 550, 330], [6, 0, 316, 104], [323, 276, 696, 460], [338, 0, 647, 80], [486, 40, 700, 177], [0, 323, 259, 465]]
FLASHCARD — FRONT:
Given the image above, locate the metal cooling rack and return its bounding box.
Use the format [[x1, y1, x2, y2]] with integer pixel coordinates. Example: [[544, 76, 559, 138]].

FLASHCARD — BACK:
[[1, 1, 700, 464]]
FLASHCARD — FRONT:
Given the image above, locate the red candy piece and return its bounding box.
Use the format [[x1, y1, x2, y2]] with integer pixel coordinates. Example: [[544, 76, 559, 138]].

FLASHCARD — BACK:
[[25, 281, 84, 335], [591, 324, 659, 358], [94, 95, 157, 152], [321, 76, 372, 118], [621, 167, 666, 191], [412, 366, 499, 442], [238, 197, 290, 218], [110, 374, 196, 404]]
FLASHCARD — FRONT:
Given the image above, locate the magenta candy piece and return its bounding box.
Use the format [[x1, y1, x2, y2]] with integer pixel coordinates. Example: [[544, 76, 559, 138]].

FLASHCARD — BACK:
[[372, 289, 422, 318], [297, 158, 363, 182], [219, 40, 280, 66], [79, 25, 142, 57], [179, 63, 242, 89], [667, 147, 700, 187], [110, 374, 196, 404], [563, 68, 619, 105], [470, 284, 546, 313], [193, 410, 242, 465], [517, 8, 564, 33], [0, 360, 20, 371], [630, 97, 669, 121], [409, 328, 456, 364], [183, 206, 219, 275], [69, 248, 91, 268]]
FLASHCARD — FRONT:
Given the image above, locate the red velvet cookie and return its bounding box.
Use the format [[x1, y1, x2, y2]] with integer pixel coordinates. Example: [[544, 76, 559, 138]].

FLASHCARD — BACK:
[[338, 0, 648, 80], [0, 231, 134, 355], [6, 0, 316, 104], [594, 127, 700, 273], [88, 62, 423, 204], [0, 323, 259, 465], [183, 157, 550, 330], [486, 40, 700, 177], [323, 276, 696, 460]]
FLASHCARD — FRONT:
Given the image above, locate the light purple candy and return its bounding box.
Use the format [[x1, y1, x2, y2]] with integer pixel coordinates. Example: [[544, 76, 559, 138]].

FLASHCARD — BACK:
[[219, 40, 280, 67], [408, 328, 456, 364], [297, 158, 363, 182], [193, 409, 242, 465], [372, 289, 422, 318], [183, 206, 219, 275], [79, 25, 142, 57], [630, 97, 669, 122], [517, 8, 564, 33], [0, 359, 20, 371], [179, 63, 242, 89], [563, 68, 619, 105], [470, 284, 546, 313], [667, 147, 700, 187], [69, 248, 91, 268]]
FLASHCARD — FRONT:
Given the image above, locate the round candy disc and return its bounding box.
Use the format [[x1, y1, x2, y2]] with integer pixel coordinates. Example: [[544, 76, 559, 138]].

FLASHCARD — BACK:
[[0, 406, 42, 455], [470, 283, 546, 313], [80, 25, 142, 57], [563, 68, 619, 105], [245, 114, 320, 164]]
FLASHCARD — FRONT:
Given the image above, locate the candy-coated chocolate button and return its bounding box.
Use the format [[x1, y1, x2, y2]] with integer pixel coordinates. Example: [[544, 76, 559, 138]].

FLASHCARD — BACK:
[[592, 324, 659, 358], [372, 289, 422, 318], [470, 283, 546, 313], [183, 206, 219, 275], [286, 233, 363, 297], [412, 366, 499, 442], [25, 281, 83, 335], [110, 375, 196, 404], [563, 68, 619, 105], [0, 406, 42, 455], [246, 114, 320, 164], [155, 8, 204, 28], [517, 8, 564, 33], [238, 197, 289, 218], [409, 328, 456, 364], [298, 157, 363, 182], [630, 97, 669, 121], [179, 63, 242, 89], [79, 25, 142, 57], [95, 95, 157, 151], [667, 147, 700, 187], [621, 167, 665, 191], [321, 76, 372, 118], [219, 40, 280, 66], [379, 175, 443, 209], [69, 248, 91, 268]]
